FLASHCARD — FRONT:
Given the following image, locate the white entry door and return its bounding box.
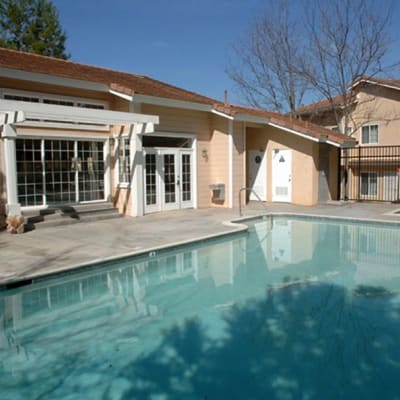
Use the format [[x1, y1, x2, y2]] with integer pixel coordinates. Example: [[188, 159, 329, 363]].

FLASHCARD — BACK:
[[144, 148, 193, 213], [272, 149, 292, 202], [248, 150, 266, 201]]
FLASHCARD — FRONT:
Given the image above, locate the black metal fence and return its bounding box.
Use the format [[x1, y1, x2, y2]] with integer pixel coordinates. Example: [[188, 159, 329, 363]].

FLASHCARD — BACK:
[[340, 145, 400, 202]]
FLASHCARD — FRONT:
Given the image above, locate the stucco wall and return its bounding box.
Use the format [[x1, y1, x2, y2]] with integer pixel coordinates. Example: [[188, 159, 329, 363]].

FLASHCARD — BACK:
[[350, 86, 400, 145], [318, 143, 340, 202], [209, 115, 229, 207], [142, 104, 213, 208], [232, 121, 246, 208], [247, 125, 319, 206], [0, 137, 5, 229], [328, 146, 339, 200]]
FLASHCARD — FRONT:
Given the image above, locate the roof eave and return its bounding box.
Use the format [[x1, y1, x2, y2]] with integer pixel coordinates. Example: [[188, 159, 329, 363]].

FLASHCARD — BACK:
[[234, 113, 270, 124], [350, 79, 400, 92], [0, 66, 108, 93], [132, 93, 213, 112]]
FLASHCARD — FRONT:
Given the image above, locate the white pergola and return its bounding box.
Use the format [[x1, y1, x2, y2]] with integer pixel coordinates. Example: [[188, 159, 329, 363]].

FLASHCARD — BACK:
[[0, 99, 159, 217]]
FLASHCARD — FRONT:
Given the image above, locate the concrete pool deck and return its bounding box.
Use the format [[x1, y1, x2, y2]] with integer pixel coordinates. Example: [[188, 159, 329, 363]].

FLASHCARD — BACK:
[[1, 201, 400, 287]]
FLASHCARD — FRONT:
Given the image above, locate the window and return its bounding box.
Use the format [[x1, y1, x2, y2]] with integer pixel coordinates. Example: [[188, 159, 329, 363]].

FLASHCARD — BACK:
[[361, 125, 378, 144], [2, 89, 107, 111], [4, 94, 39, 103], [361, 172, 377, 196], [118, 138, 131, 185], [43, 98, 74, 106], [331, 126, 339, 133]]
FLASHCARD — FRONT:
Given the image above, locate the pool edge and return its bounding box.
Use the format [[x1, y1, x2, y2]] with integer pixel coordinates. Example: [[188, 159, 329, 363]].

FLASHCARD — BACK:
[[2, 211, 400, 290]]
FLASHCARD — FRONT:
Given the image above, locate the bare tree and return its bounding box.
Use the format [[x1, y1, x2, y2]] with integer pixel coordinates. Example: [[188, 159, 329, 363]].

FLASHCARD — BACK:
[[301, 0, 394, 133], [228, 0, 397, 123], [227, 0, 309, 115]]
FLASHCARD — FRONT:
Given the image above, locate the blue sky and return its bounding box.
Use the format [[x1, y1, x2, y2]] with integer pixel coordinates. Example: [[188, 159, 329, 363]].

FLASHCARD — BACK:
[[51, 0, 268, 103], [52, 0, 399, 106]]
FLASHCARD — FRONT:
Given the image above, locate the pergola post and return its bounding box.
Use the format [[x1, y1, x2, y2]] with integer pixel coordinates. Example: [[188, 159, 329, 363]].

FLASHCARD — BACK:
[[130, 124, 144, 217], [1, 124, 21, 216]]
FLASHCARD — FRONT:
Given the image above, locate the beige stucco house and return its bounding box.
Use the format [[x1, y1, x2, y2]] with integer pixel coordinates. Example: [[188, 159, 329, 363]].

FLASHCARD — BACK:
[[297, 77, 400, 201], [0, 48, 354, 230]]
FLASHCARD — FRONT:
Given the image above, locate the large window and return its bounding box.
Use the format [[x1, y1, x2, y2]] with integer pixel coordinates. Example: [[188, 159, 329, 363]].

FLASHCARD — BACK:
[[361, 172, 377, 196], [118, 138, 131, 185], [16, 138, 105, 206], [361, 125, 378, 144]]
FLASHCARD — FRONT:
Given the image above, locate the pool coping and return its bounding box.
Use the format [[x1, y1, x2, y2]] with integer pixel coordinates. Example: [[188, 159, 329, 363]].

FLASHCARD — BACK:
[[0, 220, 249, 291], [1, 211, 400, 291]]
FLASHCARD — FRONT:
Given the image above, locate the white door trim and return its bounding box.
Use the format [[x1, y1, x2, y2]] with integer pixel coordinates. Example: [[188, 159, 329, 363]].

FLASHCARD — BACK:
[[143, 147, 194, 213]]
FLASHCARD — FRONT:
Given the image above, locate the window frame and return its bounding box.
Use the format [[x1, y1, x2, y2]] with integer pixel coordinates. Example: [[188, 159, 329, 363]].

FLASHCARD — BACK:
[[360, 172, 378, 196], [361, 124, 378, 145], [1, 88, 108, 110], [115, 136, 131, 187]]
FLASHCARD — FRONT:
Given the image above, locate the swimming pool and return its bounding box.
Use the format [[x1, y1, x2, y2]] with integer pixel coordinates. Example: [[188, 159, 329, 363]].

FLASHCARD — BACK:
[[0, 216, 399, 399]]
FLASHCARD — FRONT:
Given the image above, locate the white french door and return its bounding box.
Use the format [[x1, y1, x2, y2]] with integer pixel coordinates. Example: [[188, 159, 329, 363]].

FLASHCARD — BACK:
[[144, 148, 193, 213], [161, 150, 179, 210], [272, 149, 292, 202]]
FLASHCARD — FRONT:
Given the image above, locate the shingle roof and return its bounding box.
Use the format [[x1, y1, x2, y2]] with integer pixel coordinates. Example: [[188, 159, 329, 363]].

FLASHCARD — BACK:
[[0, 47, 216, 105], [214, 104, 356, 146], [295, 95, 349, 114], [0, 47, 355, 146], [296, 76, 400, 115], [351, 76, 400, 90]]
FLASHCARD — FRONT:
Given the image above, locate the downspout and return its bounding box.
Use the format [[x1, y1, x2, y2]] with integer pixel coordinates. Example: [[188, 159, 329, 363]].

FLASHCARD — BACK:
[[228, 120, 233, 208]]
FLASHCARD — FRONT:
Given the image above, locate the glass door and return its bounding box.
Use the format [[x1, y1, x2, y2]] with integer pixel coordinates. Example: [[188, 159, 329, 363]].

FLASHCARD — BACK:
[[180, 151, 193, 208], [44, 140, 75, 204], [77, 141, 105, 202], [144, 150, 159, 213], [143, 148, 193, 213], [161, 150, 179, 210]]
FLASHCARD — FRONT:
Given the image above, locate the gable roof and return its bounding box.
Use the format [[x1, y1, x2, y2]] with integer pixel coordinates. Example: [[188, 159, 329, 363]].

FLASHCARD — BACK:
[[0, 47, 216, 106], [295, 95, 350, 115], [297, 76, 400, 115], [351, 76, 400, 91], [213, 104, 356, 147], [0, 47, 355, 147]]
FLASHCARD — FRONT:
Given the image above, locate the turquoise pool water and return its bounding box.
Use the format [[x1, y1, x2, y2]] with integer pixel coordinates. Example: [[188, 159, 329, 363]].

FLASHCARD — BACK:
[[0, 216, 400, 399]]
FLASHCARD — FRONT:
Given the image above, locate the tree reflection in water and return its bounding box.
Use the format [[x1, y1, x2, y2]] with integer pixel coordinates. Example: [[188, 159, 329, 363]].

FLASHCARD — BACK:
[[121, 282, 400, 400]]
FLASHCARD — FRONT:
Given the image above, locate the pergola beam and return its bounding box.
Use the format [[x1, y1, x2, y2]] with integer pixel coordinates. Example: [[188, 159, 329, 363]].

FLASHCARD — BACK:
[[0, 99, 159, 126]]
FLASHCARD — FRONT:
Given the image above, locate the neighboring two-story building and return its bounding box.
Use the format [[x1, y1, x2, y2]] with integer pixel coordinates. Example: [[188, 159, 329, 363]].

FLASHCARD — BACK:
[[297, 77, 400, 202], [0, 48, 354, 230]]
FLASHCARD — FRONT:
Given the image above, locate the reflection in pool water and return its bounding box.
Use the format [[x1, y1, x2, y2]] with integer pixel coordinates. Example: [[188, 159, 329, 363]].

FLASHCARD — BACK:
[[0, 217, 399, 399]]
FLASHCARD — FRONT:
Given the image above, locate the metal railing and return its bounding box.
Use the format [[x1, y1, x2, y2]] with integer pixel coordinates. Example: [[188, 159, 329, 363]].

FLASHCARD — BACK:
[[340, 145, 400, 202], [238, 187, 269, 216]]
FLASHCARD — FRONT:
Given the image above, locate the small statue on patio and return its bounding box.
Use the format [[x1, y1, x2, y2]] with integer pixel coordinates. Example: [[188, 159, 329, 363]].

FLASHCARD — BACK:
[[6, 215, 25, 234]]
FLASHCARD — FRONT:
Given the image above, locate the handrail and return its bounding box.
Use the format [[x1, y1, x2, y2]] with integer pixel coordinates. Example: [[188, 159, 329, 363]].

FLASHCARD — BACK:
[[238, 187, 269, 217]]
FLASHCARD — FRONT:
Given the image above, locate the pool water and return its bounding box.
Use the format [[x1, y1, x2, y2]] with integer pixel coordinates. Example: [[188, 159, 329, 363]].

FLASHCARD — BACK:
[[0, 217, 399, 399]]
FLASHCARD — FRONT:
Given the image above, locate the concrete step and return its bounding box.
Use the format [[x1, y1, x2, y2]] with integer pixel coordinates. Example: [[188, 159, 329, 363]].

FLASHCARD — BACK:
[[23, 202, 122, 230]]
